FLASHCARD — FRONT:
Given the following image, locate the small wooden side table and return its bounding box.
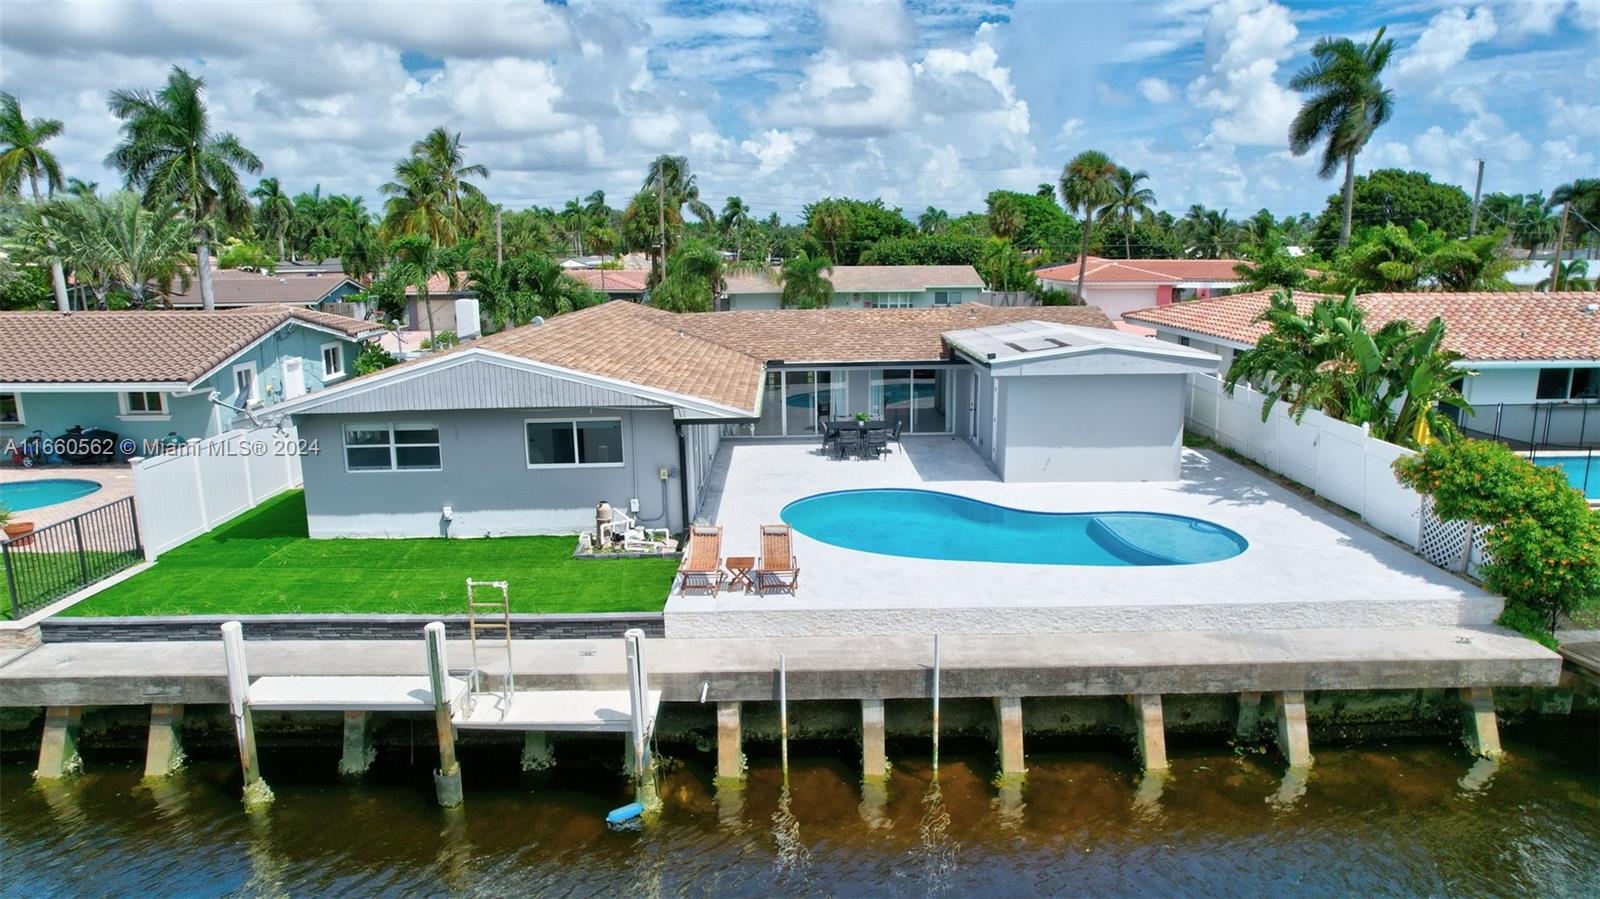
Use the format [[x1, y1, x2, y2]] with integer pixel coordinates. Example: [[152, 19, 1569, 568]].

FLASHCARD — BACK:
[[725, 556, 756, 592]]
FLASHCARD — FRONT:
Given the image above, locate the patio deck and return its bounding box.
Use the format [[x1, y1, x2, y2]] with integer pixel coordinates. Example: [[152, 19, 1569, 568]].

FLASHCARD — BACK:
[[665, 438, 1498, 637]]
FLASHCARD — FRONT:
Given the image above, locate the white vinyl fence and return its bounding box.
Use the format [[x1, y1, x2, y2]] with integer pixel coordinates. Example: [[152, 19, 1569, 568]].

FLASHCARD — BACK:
[[132, 423, 304, 560], [1185, 374, 1425, 548]]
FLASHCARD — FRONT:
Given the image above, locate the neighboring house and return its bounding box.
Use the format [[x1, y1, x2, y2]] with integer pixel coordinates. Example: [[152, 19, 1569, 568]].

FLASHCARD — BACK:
[[270, 300, 1223, 539], [403, 272, 477, 336], [1126, 289, 1600, 445], [721, 265, 985, 311], [1034, 257, 1246, 322], [167, 268, 365, 310], [566, 268, 650, 302], [271, 258, 346, 275], [0, 306, 382, 453]]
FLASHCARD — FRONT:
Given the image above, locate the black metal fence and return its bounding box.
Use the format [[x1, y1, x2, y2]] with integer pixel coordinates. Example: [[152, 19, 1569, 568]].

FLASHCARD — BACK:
[[2, 496, 143, 619], [1454, 402, 1598, 452]]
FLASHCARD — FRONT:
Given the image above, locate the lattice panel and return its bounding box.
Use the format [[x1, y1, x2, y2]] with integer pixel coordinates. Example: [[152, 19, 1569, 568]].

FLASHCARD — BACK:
[[1419, 496, 1494, 575]]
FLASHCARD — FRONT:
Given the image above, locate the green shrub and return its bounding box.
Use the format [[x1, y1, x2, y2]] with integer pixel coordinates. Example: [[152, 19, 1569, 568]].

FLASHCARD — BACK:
[[1395, 440, 1600, 640], [352, 341, 399, 375], [421, 330, 459, 350]]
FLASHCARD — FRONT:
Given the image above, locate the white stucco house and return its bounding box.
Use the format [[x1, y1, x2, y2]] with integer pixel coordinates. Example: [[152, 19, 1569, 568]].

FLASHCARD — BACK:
[[1126, 289, 1600, 446], [265, 299, 1214, 538], [1034, 257, 1246, 324], [721, 265, 985, 311]]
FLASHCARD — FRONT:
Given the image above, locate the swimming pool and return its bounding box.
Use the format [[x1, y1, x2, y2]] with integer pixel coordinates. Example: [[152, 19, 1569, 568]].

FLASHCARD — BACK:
[[0, 479, 102, 512], [781, 489, 1248, 566], [1534, 454, 1598, 500]]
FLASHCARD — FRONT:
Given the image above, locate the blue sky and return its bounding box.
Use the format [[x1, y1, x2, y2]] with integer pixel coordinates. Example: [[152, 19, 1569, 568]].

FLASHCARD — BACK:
[[2, 0, 1595, 223]]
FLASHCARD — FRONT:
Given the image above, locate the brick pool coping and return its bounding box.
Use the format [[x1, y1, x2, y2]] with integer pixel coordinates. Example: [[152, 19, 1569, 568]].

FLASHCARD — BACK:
[[41, 612, 665, 642]]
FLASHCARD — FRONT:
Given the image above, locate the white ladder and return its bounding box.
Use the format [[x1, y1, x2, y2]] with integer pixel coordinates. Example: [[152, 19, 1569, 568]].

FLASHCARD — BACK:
[[466, 578, 513, 717]]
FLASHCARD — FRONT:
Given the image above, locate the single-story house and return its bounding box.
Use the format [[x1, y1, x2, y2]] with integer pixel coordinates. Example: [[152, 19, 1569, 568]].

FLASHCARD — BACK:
[[0, 305, 382, 454], [1125, 289, 1600, 445], [721, 265, 985, 311], [403, 272, 476, 335], [268, 299, 1221, 539], [565, 268, 650, 302], [1034, 257, 1246, 322], [167, 268, 365, 310]]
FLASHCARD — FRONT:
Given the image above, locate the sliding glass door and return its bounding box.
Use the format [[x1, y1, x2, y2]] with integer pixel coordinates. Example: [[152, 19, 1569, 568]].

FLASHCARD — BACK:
[[756, 369, 847, 436], [870, 368, 951, 433]]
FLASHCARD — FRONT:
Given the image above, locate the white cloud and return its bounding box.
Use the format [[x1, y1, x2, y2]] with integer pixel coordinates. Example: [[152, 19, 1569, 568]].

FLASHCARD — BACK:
[[1057, 118, 1085, 142], [1497, 0, 1568, 39], [1547, 96, 1600, 139], [1138, 77, 1176, 104], [1185, 1, 1301, 146], [816, 0, 916, 59], [1395, 6, 1498, 83]]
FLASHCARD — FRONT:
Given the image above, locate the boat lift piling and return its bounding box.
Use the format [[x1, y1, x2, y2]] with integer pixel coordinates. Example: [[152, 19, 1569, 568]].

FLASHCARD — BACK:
[[778, 653, 789, 782], [931, 634, 941, 773], [221, 621, 273, 806], [426, 621, 465, 807]]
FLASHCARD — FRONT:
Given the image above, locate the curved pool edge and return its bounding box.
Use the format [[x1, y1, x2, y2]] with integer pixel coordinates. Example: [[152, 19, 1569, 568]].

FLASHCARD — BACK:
[[0, 477, 106, 513]]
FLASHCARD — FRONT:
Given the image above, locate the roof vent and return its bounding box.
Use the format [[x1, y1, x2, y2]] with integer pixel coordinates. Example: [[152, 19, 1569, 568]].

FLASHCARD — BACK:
[[1583, 303, 1599, 315], [531, 316, 546, 327]]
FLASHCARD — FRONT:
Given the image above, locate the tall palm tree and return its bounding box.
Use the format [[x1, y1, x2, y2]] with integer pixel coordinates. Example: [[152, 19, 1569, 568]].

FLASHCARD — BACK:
[[719, 196, 752, 257], [918, 206, 950, 234], [988, 194, 1024, 241], [1289, 26, 1396, 247], [0, 92, 71, 311], [560, 197, 589, 255], [1098, 167, 1156, 258], [381, 156, 456, 245], [412, 126, 488, 216], [250, 177, 293, 262], [1546, 179, 1600, 291], [779, 250, 834, 309], [106, 66, 262, 310], [641, 154, 713, 280], [1059, 149, 1120, 298], [1180, 205, 1242, 259], [808, 199, 847, 264], [388, 235, 455, 346], [64, 177, 98, 199]]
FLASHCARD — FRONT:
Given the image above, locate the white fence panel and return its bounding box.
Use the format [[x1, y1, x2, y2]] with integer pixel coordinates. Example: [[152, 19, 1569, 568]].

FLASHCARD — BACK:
[[132, 423, 305, 560], [1187, 374, 1427, 552]]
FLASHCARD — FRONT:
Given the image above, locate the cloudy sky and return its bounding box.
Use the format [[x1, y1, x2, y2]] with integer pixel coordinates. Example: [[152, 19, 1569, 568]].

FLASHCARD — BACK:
[[2, 0, 1595, 223]]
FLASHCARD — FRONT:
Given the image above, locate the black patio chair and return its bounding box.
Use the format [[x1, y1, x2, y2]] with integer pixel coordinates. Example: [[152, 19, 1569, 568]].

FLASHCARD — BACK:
[[834, 428, 863, 459], [864, 428, 889, 459], [890, 419, 903, 445]]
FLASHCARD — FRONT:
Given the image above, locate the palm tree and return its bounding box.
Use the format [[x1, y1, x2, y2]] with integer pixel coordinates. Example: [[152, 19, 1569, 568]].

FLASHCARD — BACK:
[[21, 192, 194, 308], [381, 156, 456, 245], [388, 235, 455, 346], [1098, 167, 1156, 258], [1289, 26, 1396, 247], [1180, 205, 1242, 259], [1546, 179, 1600, 291], [0, 92, 71, 311], [918, 206, 950, 234], [779, 250, 834, 309], [1536, 259, 1592, 291], [64, 177, 98, 199], [412, 126, 488, 216], [808, 199, 847, 264], [560, 197, 589, 255], [251, 177, 294, 262], [106, 66, 262, 310], [641, 154, 713, 280], [719, 196, 753, 257], [988, 194, 1025, 241], [1059, 149, 1120, 298]]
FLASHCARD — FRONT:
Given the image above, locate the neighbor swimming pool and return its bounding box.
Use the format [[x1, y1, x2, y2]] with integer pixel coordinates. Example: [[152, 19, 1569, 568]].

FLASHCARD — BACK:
[[1535, 454, 1598, 500], [0, 479, 102, 512], [781, 489, 1248, 566]]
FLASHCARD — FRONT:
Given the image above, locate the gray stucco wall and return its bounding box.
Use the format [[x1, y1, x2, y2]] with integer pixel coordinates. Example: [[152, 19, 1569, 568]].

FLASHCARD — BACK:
[[297, 406, 686, 538], [998, 373, 1185, 482]]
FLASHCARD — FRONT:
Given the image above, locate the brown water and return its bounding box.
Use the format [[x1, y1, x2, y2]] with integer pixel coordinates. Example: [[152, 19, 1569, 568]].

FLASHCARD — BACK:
[[2, 726, 1597, 897]]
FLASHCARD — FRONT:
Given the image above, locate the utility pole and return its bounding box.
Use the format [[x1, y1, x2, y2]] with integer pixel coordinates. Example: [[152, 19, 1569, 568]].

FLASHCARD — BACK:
[[1468, 158, 1484, 237], [655, 157, 668, 283], [1550, 202, 1571, 292], [495, 208, 503, 266]]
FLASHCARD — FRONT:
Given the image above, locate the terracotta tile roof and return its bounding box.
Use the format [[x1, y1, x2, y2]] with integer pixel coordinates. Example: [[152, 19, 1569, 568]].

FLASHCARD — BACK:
[[1124, 289, 1600, 362], [166, 270, 360, 307], [0, 307, 381, 386], [1035, 256, 1247, 285], [723, 264, 984, 294], [565, 269, 650, 293], [472, 302, 767, 412], [403, 271, 473, 296]]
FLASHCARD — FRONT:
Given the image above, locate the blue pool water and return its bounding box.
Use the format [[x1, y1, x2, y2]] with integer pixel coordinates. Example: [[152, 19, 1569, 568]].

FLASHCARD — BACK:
[[781, 489, 1248, 566], [0, 479, 102, 512], [1535, 455, 1598, 499]]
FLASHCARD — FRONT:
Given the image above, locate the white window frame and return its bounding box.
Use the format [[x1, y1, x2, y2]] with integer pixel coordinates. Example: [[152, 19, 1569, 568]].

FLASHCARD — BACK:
[[320, 342, 346, 381], [0, 391, 22, 427], [117, 390, 170, 421], [524, 416, 627, 469], [232, 362, 259, 406], [342, 422, 442, 473]]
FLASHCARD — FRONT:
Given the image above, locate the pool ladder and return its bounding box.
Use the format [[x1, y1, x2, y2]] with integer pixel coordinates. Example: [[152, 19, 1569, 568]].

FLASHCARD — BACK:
[[466, 578, 514, 717]]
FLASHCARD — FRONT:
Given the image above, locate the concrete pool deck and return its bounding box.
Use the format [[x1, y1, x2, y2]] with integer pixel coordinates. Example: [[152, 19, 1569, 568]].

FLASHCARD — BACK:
[[665, 440, 1497, 638]]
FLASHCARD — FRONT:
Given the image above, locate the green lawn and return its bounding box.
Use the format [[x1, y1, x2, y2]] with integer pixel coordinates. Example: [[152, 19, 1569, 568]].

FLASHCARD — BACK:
[[62, 491, 679, 617]]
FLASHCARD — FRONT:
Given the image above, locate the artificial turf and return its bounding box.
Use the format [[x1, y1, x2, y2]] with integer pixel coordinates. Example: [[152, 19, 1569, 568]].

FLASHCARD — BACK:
[[61, 490, 679, 617]]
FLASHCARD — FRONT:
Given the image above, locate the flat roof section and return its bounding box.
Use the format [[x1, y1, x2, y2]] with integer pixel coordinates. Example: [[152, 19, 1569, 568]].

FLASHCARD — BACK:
[[944, 319, 1219, 373]]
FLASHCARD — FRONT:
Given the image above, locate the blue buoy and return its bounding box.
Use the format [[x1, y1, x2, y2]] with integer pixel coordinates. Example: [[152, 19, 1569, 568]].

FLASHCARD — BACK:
[[606, 801, 645, 825]]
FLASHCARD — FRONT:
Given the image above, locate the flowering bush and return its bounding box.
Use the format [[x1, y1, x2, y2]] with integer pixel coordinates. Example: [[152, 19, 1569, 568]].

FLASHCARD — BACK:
[[1395, 439, 1600, 642]]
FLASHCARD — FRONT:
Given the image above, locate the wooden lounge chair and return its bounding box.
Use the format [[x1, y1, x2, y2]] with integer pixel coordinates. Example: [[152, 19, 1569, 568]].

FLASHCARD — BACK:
[[753, 524, 800, 595], [677, 525, 725, 595]]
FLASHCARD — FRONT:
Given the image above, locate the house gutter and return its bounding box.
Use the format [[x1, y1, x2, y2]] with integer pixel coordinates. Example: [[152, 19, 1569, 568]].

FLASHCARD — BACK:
[[675, 424, 691, 532]]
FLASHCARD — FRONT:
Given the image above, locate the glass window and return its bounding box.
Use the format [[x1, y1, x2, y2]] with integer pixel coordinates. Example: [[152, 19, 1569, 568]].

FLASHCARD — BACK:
[[526, 419, 624, 466], [755, 370, 784, 436], [1536, 368, 1571, 400], [785, 370, 817, 435], [1571, 368, 1598, 400], [321, 343, 345, 377], [911, 369, 949, 433], [124, 391, 166, 415], [876, 293, 913, 309], [816, 370, 847, 421], [233, 365, 257, 404], [345, 423, 440, 471], [1, 392, 22, 424]]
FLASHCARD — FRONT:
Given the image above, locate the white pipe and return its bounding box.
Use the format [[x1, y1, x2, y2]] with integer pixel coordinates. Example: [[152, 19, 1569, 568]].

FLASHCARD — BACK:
[[932, 634, 941, 772], [624, 628, 648, 780], [779, 653, 789, 778], [221, 621, 249, 744]]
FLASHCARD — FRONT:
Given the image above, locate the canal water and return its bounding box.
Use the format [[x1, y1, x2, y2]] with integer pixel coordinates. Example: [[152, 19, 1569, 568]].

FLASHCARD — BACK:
[[2, 725, 1597, 897]]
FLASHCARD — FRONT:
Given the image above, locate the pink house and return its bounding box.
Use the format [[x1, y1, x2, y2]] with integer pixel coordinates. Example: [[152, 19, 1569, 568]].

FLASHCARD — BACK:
[[1034, 257, 1246, 323]]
